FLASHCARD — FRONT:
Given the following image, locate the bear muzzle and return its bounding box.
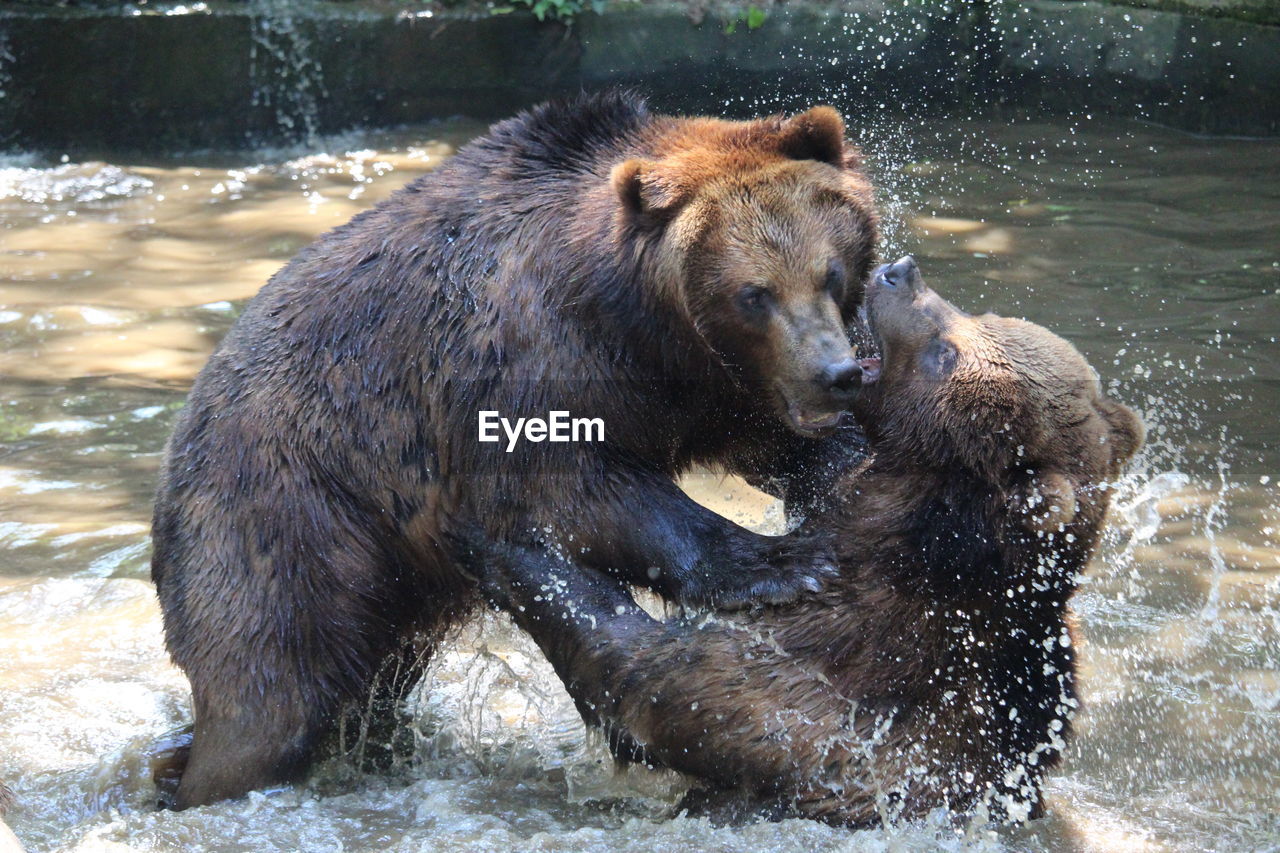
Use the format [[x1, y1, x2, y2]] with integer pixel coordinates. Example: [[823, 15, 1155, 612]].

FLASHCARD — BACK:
[[780, 355, 877, 434]]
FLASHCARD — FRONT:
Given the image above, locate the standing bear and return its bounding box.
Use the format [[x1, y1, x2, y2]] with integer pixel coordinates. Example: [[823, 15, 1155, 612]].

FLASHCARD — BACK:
[[474, 256, 1144, 826], [151, 92, 881, 808]]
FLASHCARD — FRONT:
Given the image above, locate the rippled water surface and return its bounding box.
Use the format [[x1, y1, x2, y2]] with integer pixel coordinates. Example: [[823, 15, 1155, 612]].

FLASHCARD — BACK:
[[1, 116, 1277, 852]]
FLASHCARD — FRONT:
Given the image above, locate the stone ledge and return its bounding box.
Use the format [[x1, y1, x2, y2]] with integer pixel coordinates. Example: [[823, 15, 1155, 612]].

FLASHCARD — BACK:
[[0, 0, 1275, 155]]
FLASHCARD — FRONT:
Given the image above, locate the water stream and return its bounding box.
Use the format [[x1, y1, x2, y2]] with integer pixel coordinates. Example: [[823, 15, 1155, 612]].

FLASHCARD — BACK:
[[0, 114, 1277, 851], [247, 0, 329, 147]]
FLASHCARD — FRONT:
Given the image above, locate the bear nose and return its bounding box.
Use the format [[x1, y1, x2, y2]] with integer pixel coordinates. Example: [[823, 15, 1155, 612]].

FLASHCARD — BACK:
[[819, 357, 862, 396], [878, 254, 918, 289]]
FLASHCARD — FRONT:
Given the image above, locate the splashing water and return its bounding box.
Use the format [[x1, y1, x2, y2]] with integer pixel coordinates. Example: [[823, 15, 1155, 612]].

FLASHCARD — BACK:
[[247, 0, 328, 147], [1118, 471, 1192, 544]]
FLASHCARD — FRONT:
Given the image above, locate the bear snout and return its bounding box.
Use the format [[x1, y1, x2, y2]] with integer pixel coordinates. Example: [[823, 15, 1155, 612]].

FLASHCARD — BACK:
[[877, 255, 920, 289], [778, 350, 866, 434], [817, 356, 863, 397]]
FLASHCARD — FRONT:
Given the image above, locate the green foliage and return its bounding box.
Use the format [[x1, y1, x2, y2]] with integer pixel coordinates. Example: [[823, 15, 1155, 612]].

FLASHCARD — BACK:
[[724, 5, 767, 34], [499, 0, 606, 22]]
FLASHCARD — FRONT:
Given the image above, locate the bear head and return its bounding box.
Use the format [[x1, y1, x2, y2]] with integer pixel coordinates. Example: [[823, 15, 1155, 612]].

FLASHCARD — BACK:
[[855, 255, 1144, 536], [612, 107, 879, 436]]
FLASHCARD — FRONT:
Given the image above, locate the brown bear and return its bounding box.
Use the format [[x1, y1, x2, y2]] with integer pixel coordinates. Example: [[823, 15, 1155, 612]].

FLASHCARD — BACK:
[[471, 255, 1144, 827], [150, 92, 880, 808]]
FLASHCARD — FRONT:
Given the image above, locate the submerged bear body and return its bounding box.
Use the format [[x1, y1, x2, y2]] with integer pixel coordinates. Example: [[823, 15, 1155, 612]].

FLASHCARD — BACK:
[[152, 93, 880, 807]]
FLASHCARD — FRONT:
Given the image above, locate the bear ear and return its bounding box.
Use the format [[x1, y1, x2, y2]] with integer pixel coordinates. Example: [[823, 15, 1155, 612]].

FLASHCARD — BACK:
[[777, 106, 847, 167], [1098, 398, 1145, 469], [611, 159, 686, 221], [1016, 471, 1078, 534]]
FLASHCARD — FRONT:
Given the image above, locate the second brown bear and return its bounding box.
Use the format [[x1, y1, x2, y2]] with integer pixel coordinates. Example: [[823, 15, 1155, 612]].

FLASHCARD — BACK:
[[476, 256, 1144, 827]]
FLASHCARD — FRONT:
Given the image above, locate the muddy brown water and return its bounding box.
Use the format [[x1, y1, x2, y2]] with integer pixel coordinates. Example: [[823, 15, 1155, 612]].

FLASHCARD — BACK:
[[0, 116, 1277, 852]]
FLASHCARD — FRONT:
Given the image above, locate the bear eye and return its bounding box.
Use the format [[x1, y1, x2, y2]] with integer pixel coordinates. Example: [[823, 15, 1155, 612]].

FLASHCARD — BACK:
[[924, 337, 959, 375], [824, 259, 846, 302], [736, 285, 775, 318]]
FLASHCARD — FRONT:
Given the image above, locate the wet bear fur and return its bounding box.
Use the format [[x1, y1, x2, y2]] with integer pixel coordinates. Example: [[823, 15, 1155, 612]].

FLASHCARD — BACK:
[[150, 91, 881, 808], [477, 257, 1145, 827]]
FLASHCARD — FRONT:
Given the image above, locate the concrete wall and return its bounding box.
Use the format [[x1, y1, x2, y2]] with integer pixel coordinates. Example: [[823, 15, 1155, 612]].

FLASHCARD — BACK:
[[0, 0, 1276, 155]]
